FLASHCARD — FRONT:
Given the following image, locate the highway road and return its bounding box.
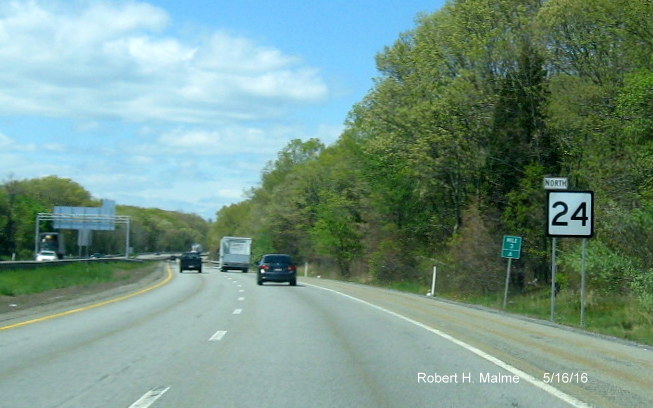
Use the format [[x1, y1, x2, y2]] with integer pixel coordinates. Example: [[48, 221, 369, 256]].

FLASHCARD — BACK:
[[0, 263, 651, 407]]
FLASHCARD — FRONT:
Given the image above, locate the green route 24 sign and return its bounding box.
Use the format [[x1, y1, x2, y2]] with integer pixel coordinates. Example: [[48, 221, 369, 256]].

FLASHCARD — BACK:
[[547, 191, 594, 238], [502, 235, 522, 259]]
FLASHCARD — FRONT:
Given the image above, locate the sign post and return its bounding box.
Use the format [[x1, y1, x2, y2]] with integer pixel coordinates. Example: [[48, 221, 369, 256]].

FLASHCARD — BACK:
[[501, 235, 522, 309], [547, 190, 594, 325], [551, 237, 557, 321], [580, 238, 588, 327], [544, 177, 567, 321]]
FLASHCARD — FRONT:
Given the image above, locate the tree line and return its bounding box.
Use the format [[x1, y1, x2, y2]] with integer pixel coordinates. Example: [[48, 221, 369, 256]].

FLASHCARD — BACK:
[[0, 175, 208, 259], [208, 0, 653, 312]]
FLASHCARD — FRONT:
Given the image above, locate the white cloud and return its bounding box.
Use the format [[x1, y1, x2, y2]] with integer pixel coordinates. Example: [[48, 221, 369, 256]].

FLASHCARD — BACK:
[[198, 32, 299, 73], [0, 0, 329, 123], [155, 127, 287, 156], [0, 1, 344, 220], [0, 131, 65, 152], [0, 132, 13, 148], [217, 188, 245, 199]]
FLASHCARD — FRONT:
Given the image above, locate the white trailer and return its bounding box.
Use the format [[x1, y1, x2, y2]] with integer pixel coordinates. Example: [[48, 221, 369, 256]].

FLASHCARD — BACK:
[[219, 237, 252, 273]]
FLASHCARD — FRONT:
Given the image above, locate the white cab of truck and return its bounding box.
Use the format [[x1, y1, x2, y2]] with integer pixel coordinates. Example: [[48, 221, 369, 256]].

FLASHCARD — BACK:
[[219, 237, 252, 273]]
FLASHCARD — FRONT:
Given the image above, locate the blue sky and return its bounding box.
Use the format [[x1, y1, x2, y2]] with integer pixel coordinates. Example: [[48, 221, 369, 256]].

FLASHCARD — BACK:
[[0, 0, 445, 220]]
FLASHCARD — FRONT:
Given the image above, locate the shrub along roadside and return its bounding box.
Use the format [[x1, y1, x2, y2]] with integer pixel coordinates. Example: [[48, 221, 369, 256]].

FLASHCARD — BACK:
[[0, 261, 157, 297]]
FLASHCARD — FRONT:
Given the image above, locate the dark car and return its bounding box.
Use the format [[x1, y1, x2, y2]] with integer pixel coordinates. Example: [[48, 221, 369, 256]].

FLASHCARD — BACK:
[[179, 252, 202, 273], [257, 254, 297, 286]]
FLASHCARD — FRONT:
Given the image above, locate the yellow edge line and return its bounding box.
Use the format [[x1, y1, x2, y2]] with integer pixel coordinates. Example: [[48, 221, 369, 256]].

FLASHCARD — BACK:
[[0, 264, 174, 331]]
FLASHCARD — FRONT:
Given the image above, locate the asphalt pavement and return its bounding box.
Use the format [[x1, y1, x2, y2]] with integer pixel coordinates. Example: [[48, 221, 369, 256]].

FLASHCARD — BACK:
[[0, 263, 651, 407]]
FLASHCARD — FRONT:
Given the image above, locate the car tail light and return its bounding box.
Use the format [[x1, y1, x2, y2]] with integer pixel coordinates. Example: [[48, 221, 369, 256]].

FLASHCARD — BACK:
[[288, 264, 297, 271], [260, 264, 270, 270]]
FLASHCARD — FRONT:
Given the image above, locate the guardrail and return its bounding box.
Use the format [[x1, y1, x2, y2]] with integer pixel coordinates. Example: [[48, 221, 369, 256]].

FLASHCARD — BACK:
[[0, 258, 145, 271]]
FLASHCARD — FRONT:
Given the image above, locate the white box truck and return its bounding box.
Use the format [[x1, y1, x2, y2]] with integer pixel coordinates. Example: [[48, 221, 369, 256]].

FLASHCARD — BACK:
[[219, 237, 252, 273]]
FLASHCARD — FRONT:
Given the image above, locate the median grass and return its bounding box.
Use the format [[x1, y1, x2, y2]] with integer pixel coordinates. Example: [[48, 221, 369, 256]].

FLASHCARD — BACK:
[[0, 261, 155, 297]]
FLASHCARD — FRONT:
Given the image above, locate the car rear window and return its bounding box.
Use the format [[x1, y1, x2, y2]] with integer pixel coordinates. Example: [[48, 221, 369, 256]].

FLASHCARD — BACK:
[[263, 255, 291, 263]]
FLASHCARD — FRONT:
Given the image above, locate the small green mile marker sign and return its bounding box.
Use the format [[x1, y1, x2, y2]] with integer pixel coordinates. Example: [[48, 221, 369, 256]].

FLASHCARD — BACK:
[[501, 235, 522, 259]]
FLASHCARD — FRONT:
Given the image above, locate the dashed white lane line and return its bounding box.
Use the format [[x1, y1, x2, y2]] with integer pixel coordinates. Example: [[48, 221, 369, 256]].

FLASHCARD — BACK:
[[233, 308, 242, 314], [128, 386, 170, 408], [238, 297, 245, 301], [209, 330, 227, 342]]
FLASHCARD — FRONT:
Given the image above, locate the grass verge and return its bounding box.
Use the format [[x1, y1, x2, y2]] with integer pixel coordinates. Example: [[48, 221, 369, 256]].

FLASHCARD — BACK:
[[0, 261, 155, 297], [368, 279, 653, 346]]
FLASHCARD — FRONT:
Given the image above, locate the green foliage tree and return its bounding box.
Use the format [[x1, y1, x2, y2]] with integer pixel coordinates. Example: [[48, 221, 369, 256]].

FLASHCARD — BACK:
[[204, 0, 653, 306], [0, 176, 208, 259]]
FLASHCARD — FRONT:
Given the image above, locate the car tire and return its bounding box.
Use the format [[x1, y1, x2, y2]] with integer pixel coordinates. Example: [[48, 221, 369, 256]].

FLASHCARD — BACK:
[[257, 277, 263, 285], [290, 278, 297, 286]]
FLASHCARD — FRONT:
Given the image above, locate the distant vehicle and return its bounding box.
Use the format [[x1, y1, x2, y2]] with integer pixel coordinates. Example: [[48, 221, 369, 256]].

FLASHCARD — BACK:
[[90, 253, 104, 259], [257, 254, 297, 286], [36, 250, 58, 262], [38, 232, 65, 259], [168, 255, 177, 261], [179, 252, 202, 273], [191, 243, 203, 253], [219, 237, 252, 273]]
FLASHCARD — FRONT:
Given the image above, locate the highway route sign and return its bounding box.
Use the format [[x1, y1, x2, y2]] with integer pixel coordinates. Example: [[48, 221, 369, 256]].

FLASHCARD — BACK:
[[547, 191, 594, 237]]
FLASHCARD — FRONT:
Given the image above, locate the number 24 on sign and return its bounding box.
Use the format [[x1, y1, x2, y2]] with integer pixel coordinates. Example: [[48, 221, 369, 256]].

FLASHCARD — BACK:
[[547, 191, 594, 238]]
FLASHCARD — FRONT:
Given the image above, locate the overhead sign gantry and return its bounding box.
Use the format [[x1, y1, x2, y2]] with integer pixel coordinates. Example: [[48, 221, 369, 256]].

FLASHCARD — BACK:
[[34, 200, 131, 258]]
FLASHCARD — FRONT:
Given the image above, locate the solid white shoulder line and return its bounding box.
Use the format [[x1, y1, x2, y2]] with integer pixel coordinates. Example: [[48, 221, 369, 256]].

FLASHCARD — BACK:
[[304, 282, 593, 408]]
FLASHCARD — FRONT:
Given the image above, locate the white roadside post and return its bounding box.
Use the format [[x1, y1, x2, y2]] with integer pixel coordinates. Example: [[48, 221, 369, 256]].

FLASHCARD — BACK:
[[429, 266, 437, 297]]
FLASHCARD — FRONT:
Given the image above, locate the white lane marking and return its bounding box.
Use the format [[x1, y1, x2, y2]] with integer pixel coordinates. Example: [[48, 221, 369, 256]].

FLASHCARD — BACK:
[[233, 308, 242, 314], [239, 289, 245, 293], [304, 283, 593, 408], [128, 386, 170, 408], [238, 297, 245, 301], [209, 330, 227, 341], [237, 284, 242, 287]]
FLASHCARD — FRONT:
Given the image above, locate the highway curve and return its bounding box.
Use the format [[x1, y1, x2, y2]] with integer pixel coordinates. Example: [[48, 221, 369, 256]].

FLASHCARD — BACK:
[[0, 263, 650, 407]]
